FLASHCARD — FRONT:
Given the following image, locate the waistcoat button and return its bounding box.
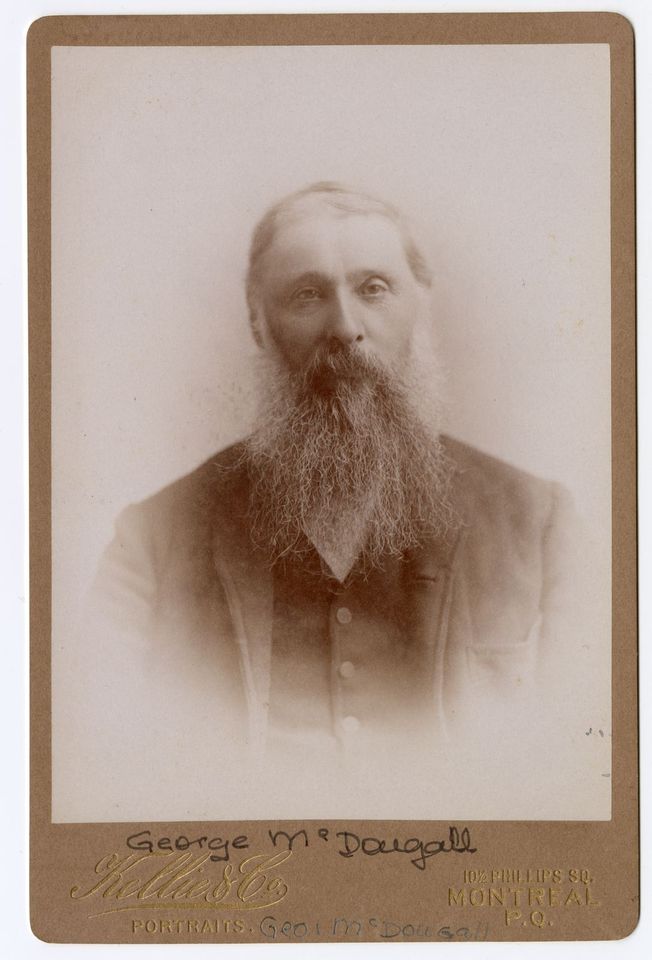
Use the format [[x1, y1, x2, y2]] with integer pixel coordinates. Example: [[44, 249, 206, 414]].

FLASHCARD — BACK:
[[341, 715, 360, 733], [336, 606, 352, 625], [339, 660, 355, 679]]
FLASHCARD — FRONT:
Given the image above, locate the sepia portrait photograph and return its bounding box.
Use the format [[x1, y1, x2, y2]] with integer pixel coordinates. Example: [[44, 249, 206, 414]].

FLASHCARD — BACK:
[[49, 37, 612, 825]]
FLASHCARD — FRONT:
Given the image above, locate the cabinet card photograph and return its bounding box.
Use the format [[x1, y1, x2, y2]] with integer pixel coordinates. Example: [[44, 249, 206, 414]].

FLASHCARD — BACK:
[[29, 12, 637, 944]]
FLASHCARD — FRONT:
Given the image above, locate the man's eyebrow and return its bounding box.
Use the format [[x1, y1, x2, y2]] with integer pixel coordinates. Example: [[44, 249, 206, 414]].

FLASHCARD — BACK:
[[276, 271, 328, 294], [347, 268, 400, 284], [288, 271, 326, 285]]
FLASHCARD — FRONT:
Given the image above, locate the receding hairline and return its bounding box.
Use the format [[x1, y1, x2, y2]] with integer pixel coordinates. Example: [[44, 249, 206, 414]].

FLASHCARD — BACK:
[[246, 183, 433, 314]]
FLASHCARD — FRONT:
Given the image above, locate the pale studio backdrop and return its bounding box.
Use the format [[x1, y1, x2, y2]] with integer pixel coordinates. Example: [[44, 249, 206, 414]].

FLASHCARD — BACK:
[[50, 43, 612, 816]]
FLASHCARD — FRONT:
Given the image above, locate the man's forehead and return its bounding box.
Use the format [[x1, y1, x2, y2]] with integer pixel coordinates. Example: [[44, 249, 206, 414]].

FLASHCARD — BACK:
[[260, 208, 412, 284]]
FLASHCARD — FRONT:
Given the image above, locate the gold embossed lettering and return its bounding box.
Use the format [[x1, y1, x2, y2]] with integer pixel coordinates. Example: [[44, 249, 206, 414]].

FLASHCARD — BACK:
[[207, 864, 234, 902], [565, 889, 583, 906], [504, 909, 522, 927], [173, 878, 211, 900], [529, 888, 545, 906], [237, 852, 291, 904], [70, 854, 151, 900], [139, 853, 211, 899], [115, 878, 143, 900], [73, 849, 291, 916]]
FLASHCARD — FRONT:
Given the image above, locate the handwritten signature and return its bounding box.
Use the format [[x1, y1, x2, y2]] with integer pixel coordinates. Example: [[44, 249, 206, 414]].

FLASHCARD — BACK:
[[335, 826, 476, 870]]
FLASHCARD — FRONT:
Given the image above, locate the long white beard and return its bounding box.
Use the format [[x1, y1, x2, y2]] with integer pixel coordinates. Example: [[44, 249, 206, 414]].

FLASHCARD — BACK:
[[243, 341, 459, 572]]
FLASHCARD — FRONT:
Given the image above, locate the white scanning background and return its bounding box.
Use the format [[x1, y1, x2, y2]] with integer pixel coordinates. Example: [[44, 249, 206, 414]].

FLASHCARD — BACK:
[[51, 43, 612, 806]]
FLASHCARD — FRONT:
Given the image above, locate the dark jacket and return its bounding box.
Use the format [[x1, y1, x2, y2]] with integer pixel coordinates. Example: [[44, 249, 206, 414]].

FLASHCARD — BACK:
[[59, 434, 610, 821], [89, 435, 590, 748]]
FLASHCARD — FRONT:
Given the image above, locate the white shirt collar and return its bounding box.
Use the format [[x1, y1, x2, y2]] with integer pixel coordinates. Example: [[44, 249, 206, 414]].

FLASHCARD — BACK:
[[304, 504, 373, 582]]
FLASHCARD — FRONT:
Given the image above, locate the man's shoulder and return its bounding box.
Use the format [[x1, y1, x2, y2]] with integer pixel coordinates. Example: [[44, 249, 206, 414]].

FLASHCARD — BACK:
[[441, 435, 565, 527], [142, 442, 247, 508], [115, 442, 249, 547], [119, 435, 569, 550]]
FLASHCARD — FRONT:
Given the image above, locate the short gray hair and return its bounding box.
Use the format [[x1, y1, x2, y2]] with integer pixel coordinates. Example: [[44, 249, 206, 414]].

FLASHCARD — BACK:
[[246, 182, 432, 328]]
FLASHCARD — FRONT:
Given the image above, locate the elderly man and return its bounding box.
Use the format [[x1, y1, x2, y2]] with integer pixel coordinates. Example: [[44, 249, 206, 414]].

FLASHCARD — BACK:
[[81, 182, 596, 817]]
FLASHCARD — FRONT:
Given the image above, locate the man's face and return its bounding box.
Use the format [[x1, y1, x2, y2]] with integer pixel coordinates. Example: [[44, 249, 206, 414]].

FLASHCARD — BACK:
[[256, 210, 427, 375]]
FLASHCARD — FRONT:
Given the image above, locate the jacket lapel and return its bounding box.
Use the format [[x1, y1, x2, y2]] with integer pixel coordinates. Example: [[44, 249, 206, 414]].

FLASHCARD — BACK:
[[209, 461, 274, 749], [405, 527, 466, 736]]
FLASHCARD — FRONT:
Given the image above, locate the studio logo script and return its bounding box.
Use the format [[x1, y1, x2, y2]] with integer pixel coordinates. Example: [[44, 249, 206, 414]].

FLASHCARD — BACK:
[[70, 850, 292, 918]]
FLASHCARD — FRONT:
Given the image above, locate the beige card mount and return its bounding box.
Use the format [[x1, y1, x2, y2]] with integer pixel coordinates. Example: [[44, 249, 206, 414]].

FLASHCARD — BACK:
[[28, 12, 637, 944]]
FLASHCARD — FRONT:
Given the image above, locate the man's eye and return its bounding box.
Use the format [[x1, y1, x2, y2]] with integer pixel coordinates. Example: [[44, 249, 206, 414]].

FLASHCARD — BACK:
[[293, 287, 322, 302], [360, 278, 389, 298]]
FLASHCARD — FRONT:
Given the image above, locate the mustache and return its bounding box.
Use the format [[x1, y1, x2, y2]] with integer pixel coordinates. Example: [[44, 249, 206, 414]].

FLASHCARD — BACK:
[[302, 342, 391, 394]]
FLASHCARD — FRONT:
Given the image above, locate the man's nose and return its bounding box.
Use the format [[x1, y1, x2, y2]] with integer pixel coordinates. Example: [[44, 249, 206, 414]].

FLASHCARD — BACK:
[[325, 291, 364, 345]]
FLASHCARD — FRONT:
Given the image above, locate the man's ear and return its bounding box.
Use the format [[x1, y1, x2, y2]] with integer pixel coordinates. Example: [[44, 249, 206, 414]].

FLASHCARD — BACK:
[[248, 303, 266, 350]]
